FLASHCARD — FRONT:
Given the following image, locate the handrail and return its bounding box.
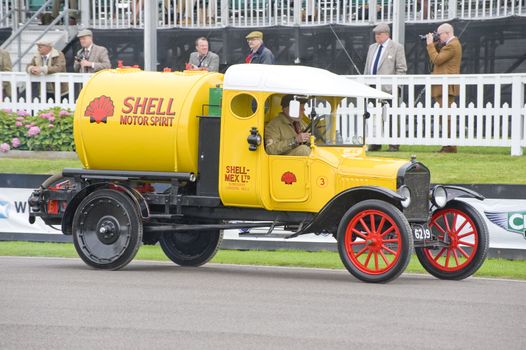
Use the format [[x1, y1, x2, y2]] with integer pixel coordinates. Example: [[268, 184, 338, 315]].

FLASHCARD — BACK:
[[0, 0, 55, 50]]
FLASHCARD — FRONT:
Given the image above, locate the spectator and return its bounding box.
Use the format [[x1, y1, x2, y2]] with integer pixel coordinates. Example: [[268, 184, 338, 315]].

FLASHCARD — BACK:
[[74, 29, 111, 73], [52, 0, 79, 24], [265, 94, 311, 156], [0, 48, 12, 99], [26, 40, 67, 101], [364, 22, 407, 152], [187, 37, 219, 72], [426, 22, 462, 153], [245, 31, 275, 64]]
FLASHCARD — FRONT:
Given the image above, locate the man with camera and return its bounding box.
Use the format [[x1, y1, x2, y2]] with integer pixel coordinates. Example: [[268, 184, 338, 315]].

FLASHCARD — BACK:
[[74, 30, 111, 73], [426, 23, 462, 153]]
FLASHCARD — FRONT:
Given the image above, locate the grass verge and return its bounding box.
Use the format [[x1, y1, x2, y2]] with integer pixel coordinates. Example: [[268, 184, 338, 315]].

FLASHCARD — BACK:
[[1, 241, 525, 280]]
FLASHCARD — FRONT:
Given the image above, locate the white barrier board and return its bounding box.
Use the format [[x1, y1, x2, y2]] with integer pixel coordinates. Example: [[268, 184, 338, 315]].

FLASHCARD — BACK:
[[1, 188, 526, 250]]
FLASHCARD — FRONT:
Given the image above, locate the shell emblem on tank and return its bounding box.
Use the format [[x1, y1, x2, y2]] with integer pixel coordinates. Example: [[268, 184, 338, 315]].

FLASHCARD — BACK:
[[281, 171, 297, 185], [84, 95, 115, 124]]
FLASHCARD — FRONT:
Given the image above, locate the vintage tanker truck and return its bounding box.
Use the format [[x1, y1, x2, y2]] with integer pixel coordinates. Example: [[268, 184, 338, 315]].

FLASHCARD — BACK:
[[28, 64, 489, 283]]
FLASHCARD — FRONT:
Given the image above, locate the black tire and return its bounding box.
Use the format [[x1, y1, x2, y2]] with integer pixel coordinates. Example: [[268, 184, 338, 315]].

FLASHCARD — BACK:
[[415, 200, 489, 280], [337, 200, 413, 283], [72, 189, 143, 270], [159, 230, 223, 267]]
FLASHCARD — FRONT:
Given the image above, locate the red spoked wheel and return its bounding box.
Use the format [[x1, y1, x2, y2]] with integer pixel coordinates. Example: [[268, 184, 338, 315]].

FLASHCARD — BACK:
[[337, 200, 413, 283], [415, 201, 489, 280]]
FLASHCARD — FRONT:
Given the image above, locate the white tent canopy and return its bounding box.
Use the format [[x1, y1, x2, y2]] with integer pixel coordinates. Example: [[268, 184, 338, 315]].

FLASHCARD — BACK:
[[223, 64, 392, 100]]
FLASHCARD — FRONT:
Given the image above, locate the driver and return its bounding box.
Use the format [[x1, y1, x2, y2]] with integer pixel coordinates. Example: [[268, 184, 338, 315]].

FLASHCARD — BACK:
[[265, 95, 311, 156]]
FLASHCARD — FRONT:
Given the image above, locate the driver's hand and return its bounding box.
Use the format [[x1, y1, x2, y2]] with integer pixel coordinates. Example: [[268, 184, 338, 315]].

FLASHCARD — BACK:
[[296, 132, 311, 144]]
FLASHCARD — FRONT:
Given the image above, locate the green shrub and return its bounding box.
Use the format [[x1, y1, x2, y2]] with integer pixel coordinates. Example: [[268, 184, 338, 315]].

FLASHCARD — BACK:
[[0, 107, 74, 152]]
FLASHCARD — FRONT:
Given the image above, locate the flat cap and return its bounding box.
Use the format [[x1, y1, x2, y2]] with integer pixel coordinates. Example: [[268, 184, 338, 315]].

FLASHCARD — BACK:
[[281, 94, 308, 108], [246, 31, 263, 40], [77, 29, 93, 38], [36, 40, 52, 47], [373, 23, 390, 34]]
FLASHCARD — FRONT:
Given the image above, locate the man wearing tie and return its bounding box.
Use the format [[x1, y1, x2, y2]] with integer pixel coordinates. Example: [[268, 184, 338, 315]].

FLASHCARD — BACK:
[[26, 40, 67, 101], [74, 29, 111, 73], [364, 22, 407, 151]]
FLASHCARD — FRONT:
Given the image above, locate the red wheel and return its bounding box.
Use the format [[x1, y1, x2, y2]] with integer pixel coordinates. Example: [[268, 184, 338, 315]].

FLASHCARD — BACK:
[[416, 201, 489, 280], [337, 200, 413, 283]]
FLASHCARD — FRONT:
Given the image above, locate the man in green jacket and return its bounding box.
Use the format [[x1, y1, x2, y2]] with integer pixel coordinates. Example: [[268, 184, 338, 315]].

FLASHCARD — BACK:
[[265, 95, 311, 156]]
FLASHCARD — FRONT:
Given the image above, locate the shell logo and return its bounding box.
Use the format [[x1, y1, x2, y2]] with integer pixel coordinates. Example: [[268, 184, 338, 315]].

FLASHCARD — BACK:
[[84, 95, 115, 124], [281, 171, 297, 185]]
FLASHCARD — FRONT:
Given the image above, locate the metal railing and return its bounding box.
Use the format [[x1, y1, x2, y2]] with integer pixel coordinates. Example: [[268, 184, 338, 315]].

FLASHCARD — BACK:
[[26, 0, 522, 29], [1, 71, 524, 155]]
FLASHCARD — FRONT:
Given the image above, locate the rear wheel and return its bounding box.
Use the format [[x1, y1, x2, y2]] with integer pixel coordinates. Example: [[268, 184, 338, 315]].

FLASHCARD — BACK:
[[72, 189, 142, 270], [337, 200, 413, 283], [415, 201, 489, 280], [160, 230, 223, 266]]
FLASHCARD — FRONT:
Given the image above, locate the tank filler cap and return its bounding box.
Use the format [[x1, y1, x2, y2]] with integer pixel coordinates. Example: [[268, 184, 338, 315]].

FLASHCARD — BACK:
[[410, 155, 417, 163]]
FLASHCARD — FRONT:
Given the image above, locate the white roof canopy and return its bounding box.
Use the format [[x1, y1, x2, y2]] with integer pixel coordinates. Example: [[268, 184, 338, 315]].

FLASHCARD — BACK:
[[223, 64, 392, 100]]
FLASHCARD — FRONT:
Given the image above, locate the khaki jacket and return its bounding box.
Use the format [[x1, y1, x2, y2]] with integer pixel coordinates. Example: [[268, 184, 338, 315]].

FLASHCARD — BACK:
[[0, 48, 12, 98], [427, 37, 462, 98], [364, 39, 407, 94], [265, 112, 308, 155], [26, 48, 67, 95], [74, 44, 111, 73]]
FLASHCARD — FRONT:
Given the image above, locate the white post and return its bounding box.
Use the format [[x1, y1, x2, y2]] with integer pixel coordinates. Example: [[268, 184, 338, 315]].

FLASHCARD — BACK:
[[510, 75, 524, 156], [392, 0, 405, 45], [144, 0, 158, 71], [368, 0, 377, 23], [293, 0, 301, 25], [221, 0, 229, 26], [80, 0, 90, 28], [448, 0, 457, 19]]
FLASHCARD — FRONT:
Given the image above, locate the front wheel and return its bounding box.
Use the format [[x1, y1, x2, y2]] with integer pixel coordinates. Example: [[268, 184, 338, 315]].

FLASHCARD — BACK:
[[415, 201, 489, 280], [159, 230, 223, 267], [337, 200, 413, 283]]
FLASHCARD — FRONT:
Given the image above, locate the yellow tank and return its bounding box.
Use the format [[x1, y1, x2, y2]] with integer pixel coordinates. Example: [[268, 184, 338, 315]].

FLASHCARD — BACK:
[[74, 68, 223, 172]]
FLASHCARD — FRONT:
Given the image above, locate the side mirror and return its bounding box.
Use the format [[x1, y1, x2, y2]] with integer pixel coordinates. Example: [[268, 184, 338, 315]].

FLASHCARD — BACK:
[[288, 99, 300, 119]]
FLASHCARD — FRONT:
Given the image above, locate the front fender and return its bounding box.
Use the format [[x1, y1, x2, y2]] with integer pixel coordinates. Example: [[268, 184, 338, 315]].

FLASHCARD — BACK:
[[441, 185, 485, 202], [294, 186, 405, 236]]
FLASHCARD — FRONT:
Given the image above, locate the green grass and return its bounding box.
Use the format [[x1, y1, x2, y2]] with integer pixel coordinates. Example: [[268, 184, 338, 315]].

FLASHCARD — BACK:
[[0, 158, 82, 174], [366, 146, 526, 184], [1, 241, 525, 280], [1, 146, 524, 183]]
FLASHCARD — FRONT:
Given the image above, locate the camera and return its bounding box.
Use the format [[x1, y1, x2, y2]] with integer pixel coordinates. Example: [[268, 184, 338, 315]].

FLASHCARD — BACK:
[[419, 32, 439, 42], [74, 55, 82, 62]]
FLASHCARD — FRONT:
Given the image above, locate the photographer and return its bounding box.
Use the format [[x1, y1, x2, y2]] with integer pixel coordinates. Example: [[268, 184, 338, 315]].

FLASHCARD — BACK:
[[74, 30, 111, 73], [426, 23, 462, 153]]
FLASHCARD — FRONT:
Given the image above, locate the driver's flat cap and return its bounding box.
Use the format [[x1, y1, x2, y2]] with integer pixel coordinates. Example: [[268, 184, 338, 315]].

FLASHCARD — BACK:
[[281, 94, 308, 108]]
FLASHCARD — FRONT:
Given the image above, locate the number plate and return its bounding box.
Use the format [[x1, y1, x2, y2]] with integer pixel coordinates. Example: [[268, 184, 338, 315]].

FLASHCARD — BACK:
[[412, 224, 432, 242]]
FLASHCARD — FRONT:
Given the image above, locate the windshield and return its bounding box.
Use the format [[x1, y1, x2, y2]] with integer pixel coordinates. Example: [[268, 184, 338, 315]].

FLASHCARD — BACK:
[[305, 97, 365, 147]]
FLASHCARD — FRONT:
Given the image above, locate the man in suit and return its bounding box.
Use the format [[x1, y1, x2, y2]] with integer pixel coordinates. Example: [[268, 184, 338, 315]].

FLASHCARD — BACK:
[[426, 22, 462, 153], [187, 37, 219, 72], [74, 29, 111, 73], [364, 22, 407, 152], [0, 48, 12, 99], [26, 40, 67, 101]]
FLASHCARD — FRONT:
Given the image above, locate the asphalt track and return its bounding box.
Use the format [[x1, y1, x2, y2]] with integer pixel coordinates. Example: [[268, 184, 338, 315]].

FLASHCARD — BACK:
[[0, 256, 525, 350]]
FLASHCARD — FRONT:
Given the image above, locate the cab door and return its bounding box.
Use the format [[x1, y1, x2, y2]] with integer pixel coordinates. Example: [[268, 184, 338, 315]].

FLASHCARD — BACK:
[[268, 156, 309, 202]]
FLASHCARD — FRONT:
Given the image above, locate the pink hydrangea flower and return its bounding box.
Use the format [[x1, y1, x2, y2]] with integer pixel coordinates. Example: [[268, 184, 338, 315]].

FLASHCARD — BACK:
[[59, 110, 71, 117], [2, 108, 12, 113], [25, 124, 31, 128], [28, 126, 41, 137], [15, 117, 25, 121], [11, 138, 20, 148], [17, 110, 30, 116], [0, 143, 10, 153], [15, 122, 23, 127], [48, 115, 55, 122]]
